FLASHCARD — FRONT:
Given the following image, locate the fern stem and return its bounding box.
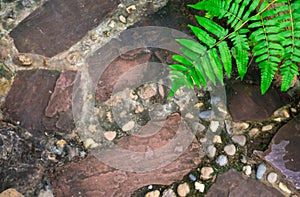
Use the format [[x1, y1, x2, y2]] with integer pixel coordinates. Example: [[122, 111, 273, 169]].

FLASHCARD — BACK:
[[287, 0, 295, 57]]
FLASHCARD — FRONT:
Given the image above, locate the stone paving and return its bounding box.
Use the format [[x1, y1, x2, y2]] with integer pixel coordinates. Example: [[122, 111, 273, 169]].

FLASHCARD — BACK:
[[0, 0, 300, 197]]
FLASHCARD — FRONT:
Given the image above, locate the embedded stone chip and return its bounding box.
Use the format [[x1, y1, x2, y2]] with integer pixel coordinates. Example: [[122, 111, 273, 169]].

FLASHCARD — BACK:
[[104, 131, 117, 141], [224, 144, 236, 156], [177, 183, 190, 197], [145, 190, 160, 197], [201, 167, 214, 180]]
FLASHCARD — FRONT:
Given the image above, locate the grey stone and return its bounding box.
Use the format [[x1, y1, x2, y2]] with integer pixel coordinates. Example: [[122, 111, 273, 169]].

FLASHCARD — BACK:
[[232, 135, 247, 146], [216, 155, 228, 166], [256, 163, 267, 180]]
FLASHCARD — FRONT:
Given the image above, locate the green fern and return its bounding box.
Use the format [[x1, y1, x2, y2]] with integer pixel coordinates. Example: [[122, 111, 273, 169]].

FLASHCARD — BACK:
[[169, 0, 300, 97]]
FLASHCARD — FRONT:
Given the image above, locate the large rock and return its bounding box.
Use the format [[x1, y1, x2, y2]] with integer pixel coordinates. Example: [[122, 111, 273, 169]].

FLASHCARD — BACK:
[[227, 83, 284, 121], [10, 0, 118, 57], [49, 114, 201, 196], [259, 115, 300, 192], [206, 169, 284, 197]]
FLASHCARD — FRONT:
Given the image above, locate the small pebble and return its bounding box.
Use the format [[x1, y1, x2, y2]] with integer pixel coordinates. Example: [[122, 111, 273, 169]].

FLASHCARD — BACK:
[[225, 120, 232, 134], [145, 190, 160, 197], [241, 155, 247, 164], [216, 155, 228, 166], [194, 182, 205, 192], [199, 110, 214, 121], [262, 125, 273, 131], [0, 188, 24, 197], [232, 122, 249, 134], [185, 113, 194, 119], [104, 131, 117, 141], [206, 145, 216, 158], [210, 96, 221, 104], [162, 189, 176, 197], [232, 135, 247, 146], [188, 173, 196, 181], [256, 163, 267, 179], [224, 144, 236, 156], [17, 54, 32, 66], [243, 165, 252, 176], [108, 20, 116, 28], [122, 121, 135, 131], [267, 172, 278, 183], [209, 121, 219, 132], [56, 139, 67, 148], [200, 167, 214, 180], [119, 15, 127, 23], [148, 185, 153, 190], [83, 138, 98, 149], [291, 108, 297, 113], [248, 128, 259, 137], [177, 183, 190, 197], [278, 182, 291, 194], [140, 85, 156, 99], [126, 4, 137, 13], [213, 135, 222, 143], [192, 122, 206, 132]]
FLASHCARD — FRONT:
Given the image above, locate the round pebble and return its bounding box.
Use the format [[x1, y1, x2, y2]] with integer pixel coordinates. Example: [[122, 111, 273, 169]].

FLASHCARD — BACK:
[[262, 125, 273, 131], [207, 145, 216, 158], [279, 182, 291, 194], [200, 167, 214, 180], [248, 128, 259, 137], [256, 163, 267, 179], [216, 155, 228, 166], [177, 183, 190, 197], [104, 131, 116, 141], [232, 122, 249, 134], [243, 165, 252, 176], [195, 182, 205, 192], [0, 188, 24, 197], [224, 144, 236, 156], [119, 15, 127, 23], [188, 173, 196, 181], [122, 121, 135, 131], [145, 190, 160, 197], [209, 121, 219, 132], [267, 172, 278, 183], [162, 189, 176, 197], [199, 110, 214, 121], [213, 135, 222, 143], [231, 135, 247, 146]]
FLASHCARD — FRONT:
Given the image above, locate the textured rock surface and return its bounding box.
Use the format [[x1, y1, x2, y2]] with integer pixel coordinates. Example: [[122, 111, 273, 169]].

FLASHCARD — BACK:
[[10, 0, 118, 57], [2, 69, 60, 135], [263, 115, 300, 191], [227, 83, 284, 121], [206, 169, 284, 197], [49, 115, 201, 197]]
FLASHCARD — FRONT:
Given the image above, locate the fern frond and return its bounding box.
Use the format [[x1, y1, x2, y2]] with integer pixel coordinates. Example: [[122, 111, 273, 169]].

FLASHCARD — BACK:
[[188, 0, 230, 19], [279, 0, 300, 91], [229, 29, 250, 79]]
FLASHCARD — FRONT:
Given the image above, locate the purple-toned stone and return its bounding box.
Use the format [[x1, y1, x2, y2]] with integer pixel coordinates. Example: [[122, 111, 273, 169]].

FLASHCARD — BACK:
[[2, 69, 60, 135], [260, 115, 300, 191], [10, 0, 118, 57], [227, 83, 284, 121], [206, 169, 284, 197]]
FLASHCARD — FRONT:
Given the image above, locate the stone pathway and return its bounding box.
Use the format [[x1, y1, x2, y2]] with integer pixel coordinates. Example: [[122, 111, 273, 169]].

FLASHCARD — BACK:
[[0, 0, 299, 197]]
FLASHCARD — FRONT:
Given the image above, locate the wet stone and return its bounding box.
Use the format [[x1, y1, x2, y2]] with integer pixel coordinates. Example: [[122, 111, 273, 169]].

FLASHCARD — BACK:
[[206, 169, 284, 197], [10, 0, 119, 57], [261, 115, 300, 191], [2, 69, 60, 135], [227, 83, 284, 121]]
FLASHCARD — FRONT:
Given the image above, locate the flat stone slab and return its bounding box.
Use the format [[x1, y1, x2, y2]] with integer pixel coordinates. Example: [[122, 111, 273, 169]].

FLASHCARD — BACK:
[[260, 115, 300, 191], [10, 0, 118, 57], [227, 83, 284, 121], [2, 69, 60, 135], [206, 169, 284, 197], [49, 114, 201, 196]]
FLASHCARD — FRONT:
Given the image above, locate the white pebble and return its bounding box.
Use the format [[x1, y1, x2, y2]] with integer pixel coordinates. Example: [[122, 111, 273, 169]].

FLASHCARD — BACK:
[[267, 172, 278, 183], [262, 125, 273, 131], [256, 163, 266, 179], [145, 190, 160, 197], [207, 145, 216, 158], [122, 121, 135, 131], [232, 135, 247, 146], [216, 155, 228, 166], [119, 15, 127, 23], [162, 189, 176, 197], [104, 131, 116, 141], [195, 182, 205, 192], [200, 167, 214, 180], [177, 183, 190, 197], [224, 144, 236, 156], [279, 182, 291, 194], [243, 165, 252, 176], [210, 121, 219, 132], [248, 128, 259, 137], [213, 135, 222, 143]]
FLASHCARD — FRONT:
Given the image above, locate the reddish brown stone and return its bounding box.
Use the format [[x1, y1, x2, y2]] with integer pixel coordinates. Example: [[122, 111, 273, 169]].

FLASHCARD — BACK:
[[206, 169, 284, 197], [2, 69, 60, 135], [49, 114, 201, 196], [10, 0, 118, 57], [227, 83, 284, 121], [259, 115, 300, 191]]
